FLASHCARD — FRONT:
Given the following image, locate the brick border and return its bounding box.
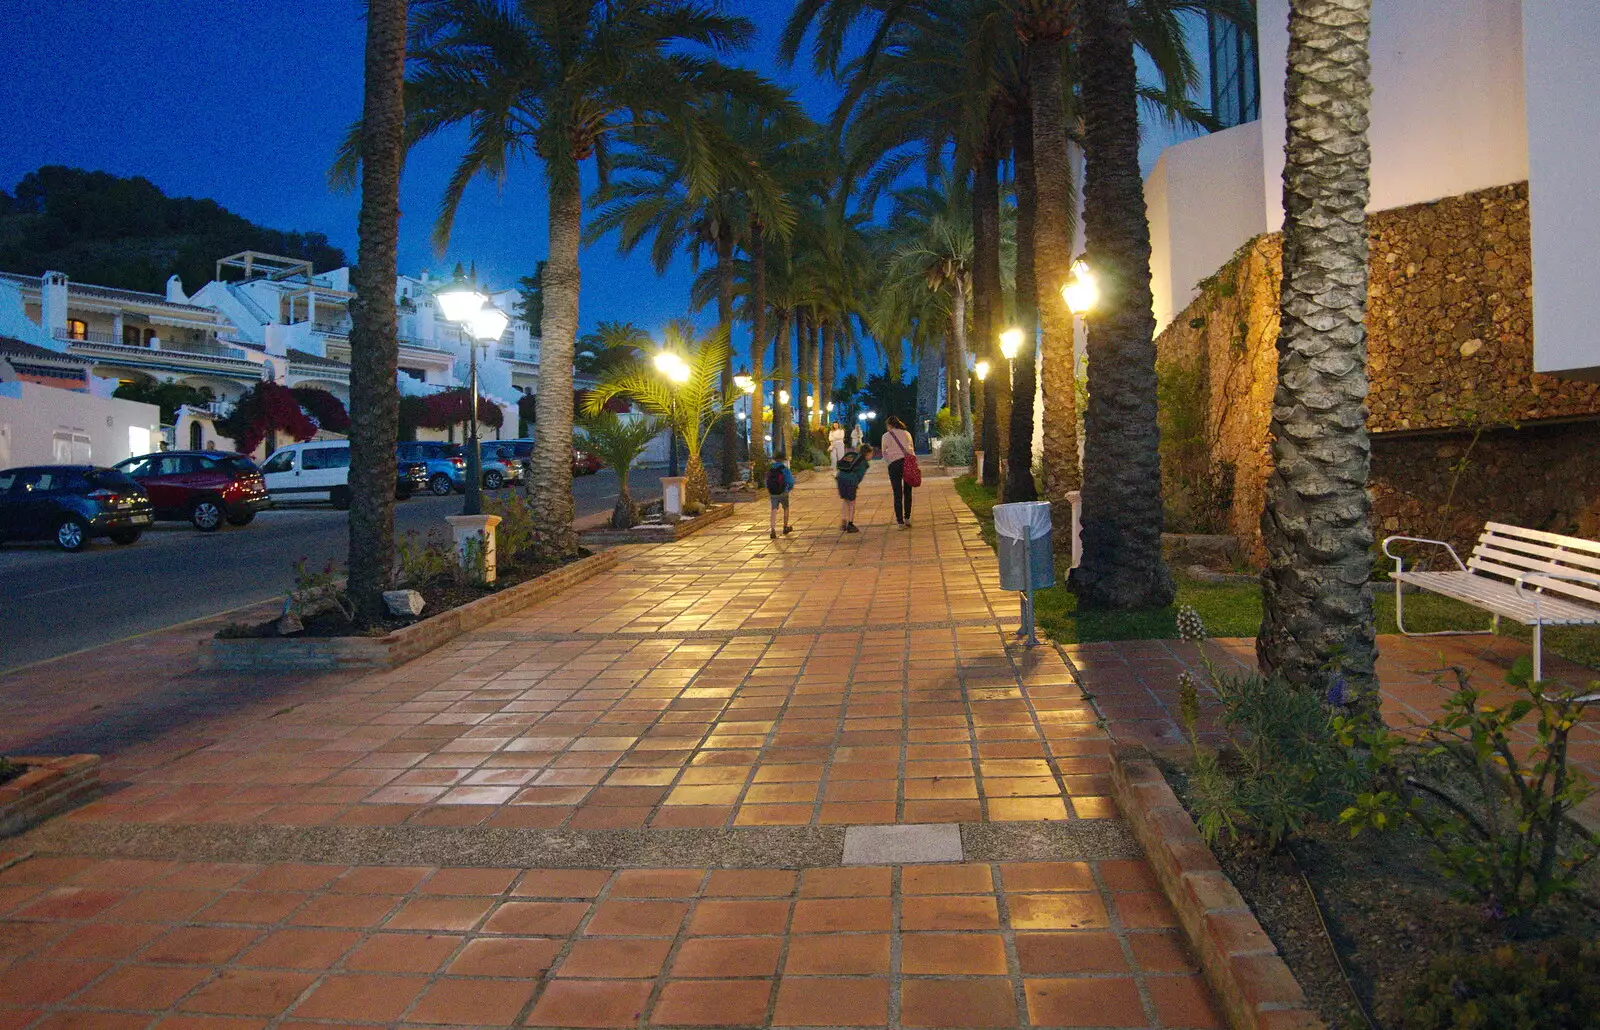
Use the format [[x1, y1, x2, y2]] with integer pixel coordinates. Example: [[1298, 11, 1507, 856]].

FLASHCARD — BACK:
[[0, 754, 99, 838], [1110, 747, 1324, 1030], [199, 550, 622, 673], [579, 500, 733, 546]]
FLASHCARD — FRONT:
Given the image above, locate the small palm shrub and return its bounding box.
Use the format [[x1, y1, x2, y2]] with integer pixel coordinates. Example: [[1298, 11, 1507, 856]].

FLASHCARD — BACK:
[[1401, 940, 1600, 1030], [575, 411, 660, 528]]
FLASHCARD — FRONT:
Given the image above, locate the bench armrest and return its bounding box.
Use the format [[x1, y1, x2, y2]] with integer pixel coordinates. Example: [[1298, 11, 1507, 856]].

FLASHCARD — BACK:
[[1515, 569, 1600, 602], [1382, 535, 1468, 573]]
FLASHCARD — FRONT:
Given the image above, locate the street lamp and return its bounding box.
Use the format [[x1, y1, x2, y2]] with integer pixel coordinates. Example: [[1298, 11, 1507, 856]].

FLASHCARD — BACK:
[[733, 369, 755, 394], [998, 327, 1023, 362], [1061, 259, 1098, 315], [974, 359, 991, 382], [653, 349, 689, 475], [435, 281, 508, 517]]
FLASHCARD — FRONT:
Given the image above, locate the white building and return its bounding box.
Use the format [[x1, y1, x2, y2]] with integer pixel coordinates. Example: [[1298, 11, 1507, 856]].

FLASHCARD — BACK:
[[1143, 0, 1600, 381]]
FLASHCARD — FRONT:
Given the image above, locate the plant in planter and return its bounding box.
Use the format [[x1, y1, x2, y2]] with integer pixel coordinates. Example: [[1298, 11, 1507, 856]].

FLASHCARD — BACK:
[[1337, 657, 1600, 919], [583, 321, 737, 511], [0, 755, 19, 785], [1175, 606, 1358, 850], [1401, 938, 1600, 1029], [576, 411, 661, 529]]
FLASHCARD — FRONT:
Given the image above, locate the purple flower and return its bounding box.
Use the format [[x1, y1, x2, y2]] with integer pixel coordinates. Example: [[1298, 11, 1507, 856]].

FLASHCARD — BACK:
[[1326, 675, 1347, 708]]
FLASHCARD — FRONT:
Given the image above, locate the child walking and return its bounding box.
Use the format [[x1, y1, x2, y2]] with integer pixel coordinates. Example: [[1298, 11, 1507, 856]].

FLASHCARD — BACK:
[[766, 458, 795, 539], [835, 444, 872, 533]]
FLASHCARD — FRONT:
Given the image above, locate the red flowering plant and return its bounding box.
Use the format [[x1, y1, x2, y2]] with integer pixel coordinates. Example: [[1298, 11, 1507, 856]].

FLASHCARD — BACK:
[[217, 381, 318, 454], [419, 388, 503, 431], [290, 387, 350, 433]]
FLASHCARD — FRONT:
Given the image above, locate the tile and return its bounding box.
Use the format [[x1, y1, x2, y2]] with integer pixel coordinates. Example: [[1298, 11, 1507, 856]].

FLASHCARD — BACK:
[[140, 926, 259, 965], [772, 977, 889, 1026], [74, 964, 212, 1010], [1007, 893, 1110, 930], [344, 932, 462, 973], [447, 936, 562, 977], [482, 900, 589, 936], [1147, 975, 1225, 1029], [584, 900, 689, 936], [702, 870, 796, 898], [842, 824, 962, 865], [792, 897, 893, 933], [901, 895, 1001, 931], [782, 934, 891, 975], [900, 978, 1017, 1028], [556, 937, 673, 978], [422, 867, 520, 895], [901, 933, 1009, 975], [1024, 977, 1147, 1028], [293, 973, 427, 1022], [407, 977, 537, 1025], [687, 899, 790, 936], [798, 867, 892, 898], [385, 896, 494, 932], [671, 937, 783, 978], [0, 958, 110, 1005], [1016, 932, 1130, 973], [526, 980, 653, 1027], [513, 869, 612, 898], [1114, 891, 1180, 929], [1129, 930, 1199, 973], [611, 869, 704, 898], [651, 979, 771, 1026], [180, 970, 318, 1016], [901, 864, 994, 895]]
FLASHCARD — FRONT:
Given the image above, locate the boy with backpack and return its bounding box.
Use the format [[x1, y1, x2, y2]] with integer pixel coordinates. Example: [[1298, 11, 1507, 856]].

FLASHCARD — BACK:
[[766, 458, 795, 540], [835, 444, 873, 533]]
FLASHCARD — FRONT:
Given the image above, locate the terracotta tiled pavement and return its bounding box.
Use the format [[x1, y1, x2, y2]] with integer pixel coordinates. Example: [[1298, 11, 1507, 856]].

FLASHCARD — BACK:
[[0, 469, 1225, 1028]]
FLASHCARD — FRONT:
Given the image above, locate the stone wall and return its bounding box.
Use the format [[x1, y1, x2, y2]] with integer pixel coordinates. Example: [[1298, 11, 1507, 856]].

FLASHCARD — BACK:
[[1155, 182, 1600, 560]]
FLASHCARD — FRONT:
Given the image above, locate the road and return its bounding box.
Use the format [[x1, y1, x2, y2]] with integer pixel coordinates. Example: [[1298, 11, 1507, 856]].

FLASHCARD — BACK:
[[0, 468, 664, 674]]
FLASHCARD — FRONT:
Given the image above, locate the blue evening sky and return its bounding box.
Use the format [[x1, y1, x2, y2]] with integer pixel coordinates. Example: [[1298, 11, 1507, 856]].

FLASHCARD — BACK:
[[0, 0, 1205, 359]]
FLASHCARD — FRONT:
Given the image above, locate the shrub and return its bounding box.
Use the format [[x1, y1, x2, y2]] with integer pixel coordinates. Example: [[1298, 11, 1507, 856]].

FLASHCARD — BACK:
[[217, 381, 318, 454], [1176, 606, 1356, 850], [939, 433, 973, 467], [290, 387, 350, 434], [934, 406, 962, 438], [392, 530, 456, 589], [483, 491, 536, 561], [1338, 657, 1600, 919], [1401, 940, 1600, 1030]]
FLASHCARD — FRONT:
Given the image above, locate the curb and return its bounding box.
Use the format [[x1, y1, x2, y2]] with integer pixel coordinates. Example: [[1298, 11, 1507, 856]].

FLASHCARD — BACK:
[[579, 501, 734, 546], [1110, 747, 1324, 1030], [0, 755, 100, 838], [199, 550, 622, 673]]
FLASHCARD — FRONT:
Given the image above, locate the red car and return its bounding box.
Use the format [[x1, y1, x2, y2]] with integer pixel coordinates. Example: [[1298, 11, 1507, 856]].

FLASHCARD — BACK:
[[114, 450, 271, 531], [572, 447, 603, 475]]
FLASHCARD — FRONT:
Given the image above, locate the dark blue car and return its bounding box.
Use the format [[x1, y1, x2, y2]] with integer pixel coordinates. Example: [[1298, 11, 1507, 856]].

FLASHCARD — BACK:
[[0, 465, 155, 551]]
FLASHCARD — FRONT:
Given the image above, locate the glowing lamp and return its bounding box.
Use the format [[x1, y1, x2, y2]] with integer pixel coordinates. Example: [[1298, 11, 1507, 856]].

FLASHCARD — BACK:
[[999, 327, 1023, 361], [974, 359, 991, 381], [436, 283, 487, 324], [469, 304, 510, 342], [1062, 259, 1098, 315]]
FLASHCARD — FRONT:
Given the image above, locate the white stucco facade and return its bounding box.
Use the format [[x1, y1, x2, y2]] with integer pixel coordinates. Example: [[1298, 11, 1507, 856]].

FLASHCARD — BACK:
[[1143, 0, 1599, 379]]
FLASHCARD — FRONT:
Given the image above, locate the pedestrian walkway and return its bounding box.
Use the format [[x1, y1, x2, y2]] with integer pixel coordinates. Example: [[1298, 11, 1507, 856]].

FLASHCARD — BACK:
[[0, 469, 1225, 1028]]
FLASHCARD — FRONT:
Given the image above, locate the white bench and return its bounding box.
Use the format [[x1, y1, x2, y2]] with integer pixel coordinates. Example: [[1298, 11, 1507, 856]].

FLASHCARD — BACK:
[[1382, 522, 1600, 682]]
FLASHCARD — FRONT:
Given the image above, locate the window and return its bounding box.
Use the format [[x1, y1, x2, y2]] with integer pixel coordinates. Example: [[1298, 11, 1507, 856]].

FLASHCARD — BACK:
[[66, 319, 88, 341], [86, 470, 139, 491], [117, 457, 154, 478], [1208, 5, 1259, 129], [301, 446, 350, 470], [51, 432, 91, 464], [123, 325, 143, 347], [400, 367, 426, 382], [260, 451, 294, 474], [204, 455, 258, 473], [189, 422, 204, 449], [155, 455, 199, 476], [0, 472, 16, 493]]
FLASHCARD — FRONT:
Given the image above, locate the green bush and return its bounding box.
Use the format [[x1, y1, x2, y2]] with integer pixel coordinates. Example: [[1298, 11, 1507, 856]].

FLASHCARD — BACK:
[[934, 407, 962, 438], [1338, 657, 1600, 919], [1177, 607, 1356, 850], [939, 433, 973, 467], [1401, 941, 1600, 1030], [483, 492, 536, 562]]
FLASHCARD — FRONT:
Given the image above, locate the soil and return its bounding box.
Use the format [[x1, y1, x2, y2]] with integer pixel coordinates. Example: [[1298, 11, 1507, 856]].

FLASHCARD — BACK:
[[217, 550, 580, 640], [1162, 760, 1600, 1030], [0, 759, 23, 787]]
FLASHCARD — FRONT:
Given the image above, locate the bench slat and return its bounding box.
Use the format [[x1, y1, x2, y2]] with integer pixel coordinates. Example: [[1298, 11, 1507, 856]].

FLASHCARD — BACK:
[[1473, 536, 1600, 575], [1467, 555, 1600, 607], [1483, 522, 1600, 556], [1397, 571, 1600, 625]]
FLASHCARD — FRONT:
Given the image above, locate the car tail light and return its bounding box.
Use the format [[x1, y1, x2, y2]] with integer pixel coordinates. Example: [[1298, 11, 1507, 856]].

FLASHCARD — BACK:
[[451, 456, 466, 468], [87, 488, 123, 505]]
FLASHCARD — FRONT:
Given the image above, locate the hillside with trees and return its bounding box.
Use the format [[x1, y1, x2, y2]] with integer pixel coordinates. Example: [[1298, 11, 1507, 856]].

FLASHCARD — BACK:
[[0, 166, 346, 293]]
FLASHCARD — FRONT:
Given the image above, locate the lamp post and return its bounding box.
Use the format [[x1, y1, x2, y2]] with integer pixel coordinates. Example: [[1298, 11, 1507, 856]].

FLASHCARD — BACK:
[[1061, 259, 1098, 318], [653, 349, 689, 477], [777, 389, 791, 459], [733, 369, 755, 460], [972, 359, 990, 474], [436, 283, 510, 517]]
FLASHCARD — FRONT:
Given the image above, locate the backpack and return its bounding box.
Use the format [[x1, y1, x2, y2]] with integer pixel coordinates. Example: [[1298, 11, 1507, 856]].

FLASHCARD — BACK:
[[765, 465, 788, 495], [836, 451, 858, 474]]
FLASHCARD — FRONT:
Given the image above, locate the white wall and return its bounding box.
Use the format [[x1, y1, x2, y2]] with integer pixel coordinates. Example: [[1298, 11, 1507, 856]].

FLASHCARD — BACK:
[[1257, 0, 1528, 230], [1146, 121, 1268, 333], [1524, 0, 1600, 381], [0, 381, 161, 468]]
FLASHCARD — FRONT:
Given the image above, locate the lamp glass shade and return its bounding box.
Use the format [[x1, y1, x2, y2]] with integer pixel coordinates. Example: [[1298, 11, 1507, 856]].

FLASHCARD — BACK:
[[778, 389, 790, 404], [469, 305, 510, 342], [998, 327, 1023, 360], [1062, 260, 1099, 314], [974, 359, 991, 380], [733, 372, 755, 393], [437, 286, 487, 324]]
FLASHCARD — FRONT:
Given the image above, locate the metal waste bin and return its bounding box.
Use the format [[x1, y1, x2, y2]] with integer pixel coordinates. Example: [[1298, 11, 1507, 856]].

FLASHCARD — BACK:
[[994, 501, 1053, 644]]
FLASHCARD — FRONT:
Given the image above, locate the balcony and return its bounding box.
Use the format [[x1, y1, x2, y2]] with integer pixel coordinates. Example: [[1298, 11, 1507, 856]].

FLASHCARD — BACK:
[[497, 347, 539, 364], [58, 331, 259, 371], [312, 319, 350, 338]]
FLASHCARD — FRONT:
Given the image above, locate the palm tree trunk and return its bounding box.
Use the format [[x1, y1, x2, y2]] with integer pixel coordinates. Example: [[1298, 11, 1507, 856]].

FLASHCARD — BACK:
[[793, 310, 806, 454], [774, 307, 791, 459], [916, 341, 939, 450], [973, 129, 1006, 489], [1028, 24, 1083, 546], [1258, 0, 1377, 695], [611, 483, 634, 530], [749, 225, 769, 480], [345, 0, 406, 625], [1071, 0, 1173, 610], [1008, 95, 1040, 502], [820, 321, 835, 434], [953, 282, 973, 436], [807, 316, 821, 439], [684, 453, 710, 509], [531, 163, 581, 560], [716, 233, 738, 488]]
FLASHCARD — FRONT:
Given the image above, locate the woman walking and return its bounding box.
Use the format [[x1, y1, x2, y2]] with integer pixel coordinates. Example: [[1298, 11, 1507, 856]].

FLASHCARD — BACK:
[[880, 416, 917, 527]]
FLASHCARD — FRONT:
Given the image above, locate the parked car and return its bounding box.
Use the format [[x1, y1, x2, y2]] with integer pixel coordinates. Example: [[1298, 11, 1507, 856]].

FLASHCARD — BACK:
[[397, 461, 429, 499], [396, 441, 466, 496], [259, 441, 353, 508], [478, 443, 524, 489], [496, 438, 602, 476], [114, 450, 270, 531], [0, 465, 155, 551]]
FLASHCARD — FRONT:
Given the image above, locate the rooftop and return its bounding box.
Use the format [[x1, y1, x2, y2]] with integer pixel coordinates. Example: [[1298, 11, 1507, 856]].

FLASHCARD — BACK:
[[0, 271, 220, 314]]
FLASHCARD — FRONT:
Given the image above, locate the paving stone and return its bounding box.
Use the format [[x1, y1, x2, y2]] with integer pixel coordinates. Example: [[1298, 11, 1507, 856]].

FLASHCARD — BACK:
[[841, 823, 962, 865]]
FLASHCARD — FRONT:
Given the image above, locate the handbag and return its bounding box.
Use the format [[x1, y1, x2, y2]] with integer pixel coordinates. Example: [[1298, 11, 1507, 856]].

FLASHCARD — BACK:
[[898, 431, 922, 487]]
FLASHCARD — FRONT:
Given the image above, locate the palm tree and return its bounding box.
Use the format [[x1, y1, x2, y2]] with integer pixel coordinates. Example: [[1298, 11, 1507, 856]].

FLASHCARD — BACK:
[[337, 0, 779, 561], [1257, 0, 1377, 695], [584, 322, 736, 510], [1006, 94, 1039, 501], [587, 96, 799, 488], [344, 0, 407, 624], [576, 321, 650, 376], [1069, 0, 1174, 610], [577, 410, 661, 528]]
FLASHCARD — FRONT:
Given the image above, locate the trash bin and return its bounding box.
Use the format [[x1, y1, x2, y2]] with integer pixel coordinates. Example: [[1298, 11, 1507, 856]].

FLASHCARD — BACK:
[[994, 501, 1054, 591]]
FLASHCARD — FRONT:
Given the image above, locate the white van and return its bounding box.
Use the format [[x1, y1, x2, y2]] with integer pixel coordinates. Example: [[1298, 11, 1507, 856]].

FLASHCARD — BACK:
[[259, 440, 351, 508]]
